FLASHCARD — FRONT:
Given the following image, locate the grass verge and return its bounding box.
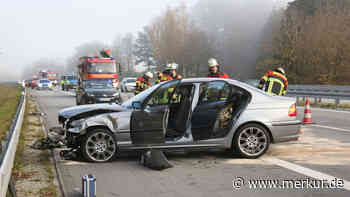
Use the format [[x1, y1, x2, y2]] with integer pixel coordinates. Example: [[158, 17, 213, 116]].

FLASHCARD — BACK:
[[0, 83, 22, 142]]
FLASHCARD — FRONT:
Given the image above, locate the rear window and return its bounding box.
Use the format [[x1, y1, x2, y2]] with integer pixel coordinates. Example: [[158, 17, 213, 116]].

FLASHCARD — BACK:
[[40, 80, 50, 83]]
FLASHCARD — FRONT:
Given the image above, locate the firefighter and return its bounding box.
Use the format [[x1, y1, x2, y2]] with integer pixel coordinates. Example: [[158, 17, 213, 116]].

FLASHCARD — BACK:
[[135, 72, 154, 95], [155, 71, 163, 84], [61, 80, 65, 91], [258, 67, 288, 96], [207, 58, 229, 78], [161, 63, 182, 82]]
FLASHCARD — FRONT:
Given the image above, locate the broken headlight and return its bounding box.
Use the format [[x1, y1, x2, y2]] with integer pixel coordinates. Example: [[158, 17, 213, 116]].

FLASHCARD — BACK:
[[68, 119, 86, 133]]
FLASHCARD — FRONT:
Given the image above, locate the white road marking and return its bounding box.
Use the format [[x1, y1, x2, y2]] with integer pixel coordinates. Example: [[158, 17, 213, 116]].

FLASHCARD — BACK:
[[311, 124, 350, 133], [297, 107, 350, 114], [263, 157, 350, 191]]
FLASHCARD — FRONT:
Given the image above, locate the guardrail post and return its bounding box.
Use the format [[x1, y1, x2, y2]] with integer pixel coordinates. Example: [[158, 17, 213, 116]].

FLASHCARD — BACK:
[[5, 131, 10, 141], [1, 141, 6, 159]]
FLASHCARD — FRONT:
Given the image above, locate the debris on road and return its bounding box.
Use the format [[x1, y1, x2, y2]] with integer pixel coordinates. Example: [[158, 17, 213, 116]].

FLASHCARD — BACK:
[[31, 127, 65, 150], [140, 150, 174, 170]]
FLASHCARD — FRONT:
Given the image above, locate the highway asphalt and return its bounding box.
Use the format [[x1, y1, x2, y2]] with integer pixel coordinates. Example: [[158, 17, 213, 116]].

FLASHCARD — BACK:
[[30, 88, 350, 197]]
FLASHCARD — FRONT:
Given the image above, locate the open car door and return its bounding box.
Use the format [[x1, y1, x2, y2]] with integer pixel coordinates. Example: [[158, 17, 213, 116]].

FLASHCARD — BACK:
[[130, 80, 180, 146]]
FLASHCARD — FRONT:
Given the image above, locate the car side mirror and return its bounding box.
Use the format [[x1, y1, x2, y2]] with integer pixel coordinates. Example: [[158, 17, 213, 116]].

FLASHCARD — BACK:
[[132, 101, 142, 110]]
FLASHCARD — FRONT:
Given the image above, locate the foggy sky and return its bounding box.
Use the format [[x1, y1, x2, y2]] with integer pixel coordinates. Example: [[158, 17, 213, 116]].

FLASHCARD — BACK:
[[0, 0, 198, 81], [0, 0, 291, 81]]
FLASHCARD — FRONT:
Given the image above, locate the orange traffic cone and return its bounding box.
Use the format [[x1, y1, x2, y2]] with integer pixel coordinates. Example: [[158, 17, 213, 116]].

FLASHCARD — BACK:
[[303, 97, 313, 124]]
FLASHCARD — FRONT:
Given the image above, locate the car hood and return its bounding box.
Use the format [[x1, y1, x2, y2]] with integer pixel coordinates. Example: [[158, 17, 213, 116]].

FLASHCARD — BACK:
[[59, 103, 125, 119]]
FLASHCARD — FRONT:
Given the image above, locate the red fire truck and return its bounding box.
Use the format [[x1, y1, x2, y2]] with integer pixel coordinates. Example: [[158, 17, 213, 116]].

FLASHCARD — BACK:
[[77, 49, 120, 87]]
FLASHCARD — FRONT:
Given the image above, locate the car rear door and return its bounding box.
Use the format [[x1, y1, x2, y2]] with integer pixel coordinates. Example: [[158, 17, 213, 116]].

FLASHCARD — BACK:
[[191, 81, 232, 140], [130, 80, 180, 146]]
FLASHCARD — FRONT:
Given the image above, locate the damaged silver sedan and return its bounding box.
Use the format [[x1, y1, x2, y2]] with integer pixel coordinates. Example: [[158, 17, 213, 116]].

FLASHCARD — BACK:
[[57, 78, 301, 162]]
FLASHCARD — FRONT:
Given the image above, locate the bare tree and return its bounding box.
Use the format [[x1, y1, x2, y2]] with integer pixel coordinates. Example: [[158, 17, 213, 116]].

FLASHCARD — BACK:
[[147, 4, 214, 76]]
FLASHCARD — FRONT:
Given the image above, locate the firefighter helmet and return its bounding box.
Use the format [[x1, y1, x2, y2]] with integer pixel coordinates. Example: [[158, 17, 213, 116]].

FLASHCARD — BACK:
[[276, 67, 286, 75], [208, 58, 219, 68], [145, 72, 154, 79]]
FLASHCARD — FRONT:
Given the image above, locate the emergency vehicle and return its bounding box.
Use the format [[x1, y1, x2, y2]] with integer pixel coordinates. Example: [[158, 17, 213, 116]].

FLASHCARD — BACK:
[[77, 49, 120, 88]]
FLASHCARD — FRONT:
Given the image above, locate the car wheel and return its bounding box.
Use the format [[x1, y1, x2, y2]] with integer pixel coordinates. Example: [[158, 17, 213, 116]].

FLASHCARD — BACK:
[[81, 128, 117, 162], [80, 97, 86, 105], [233, 123, 270, 159]]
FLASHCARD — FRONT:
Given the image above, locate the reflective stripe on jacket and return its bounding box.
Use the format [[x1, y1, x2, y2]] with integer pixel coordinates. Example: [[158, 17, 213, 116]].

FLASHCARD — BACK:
[[208, 72, 229, 79], [258, 71, 288, 96]]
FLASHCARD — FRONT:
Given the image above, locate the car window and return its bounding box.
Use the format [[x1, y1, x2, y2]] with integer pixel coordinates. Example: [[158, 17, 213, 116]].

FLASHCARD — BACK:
[[198, 81, 231, 104], [40, 80, 50, 83], [169, 84, 194, 104], [144, 80, 179, 106]]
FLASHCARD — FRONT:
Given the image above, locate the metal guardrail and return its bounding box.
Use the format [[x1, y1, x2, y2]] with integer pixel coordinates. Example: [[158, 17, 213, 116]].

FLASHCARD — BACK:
[[287, 85, 350, 106], [0, 88, 26, 197]]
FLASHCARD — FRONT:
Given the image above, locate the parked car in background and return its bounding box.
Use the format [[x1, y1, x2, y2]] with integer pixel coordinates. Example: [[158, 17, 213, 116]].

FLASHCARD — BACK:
[[76, 79, 121, 105], [37, 79, 53, 90], [59, 78, 301, 162], [120, 77, 137, 92]]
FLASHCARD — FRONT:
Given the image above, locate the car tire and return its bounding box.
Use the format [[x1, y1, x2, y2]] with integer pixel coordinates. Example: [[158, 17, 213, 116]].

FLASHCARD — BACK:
[[80, 97, 86, 105], [232, 123, 270, 159], [80, 128, 117, 162]]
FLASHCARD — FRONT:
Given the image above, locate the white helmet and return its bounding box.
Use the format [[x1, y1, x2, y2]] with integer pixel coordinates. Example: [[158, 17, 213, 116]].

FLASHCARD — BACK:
[[166, 62, 178, 70], [208, 58, 219, 68], [276, 67, 286, 75], [145, 72, 154, 79]]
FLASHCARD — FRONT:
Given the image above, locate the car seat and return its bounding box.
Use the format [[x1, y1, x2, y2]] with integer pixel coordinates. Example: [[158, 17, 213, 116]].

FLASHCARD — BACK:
[[173, 87, 192, 133]]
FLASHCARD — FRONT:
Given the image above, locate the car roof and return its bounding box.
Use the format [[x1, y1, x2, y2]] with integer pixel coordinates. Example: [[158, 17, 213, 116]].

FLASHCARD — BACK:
[[179, 77, 267, 98], [181, 77, 247, 86]]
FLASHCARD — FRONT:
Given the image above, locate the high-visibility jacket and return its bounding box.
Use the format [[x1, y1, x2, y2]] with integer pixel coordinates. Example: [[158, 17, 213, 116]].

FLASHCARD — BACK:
[[258, 71, 288, 96], [155, 72, 163, 84], [160, 73, 182, 82], [158, 73, 182, 103], [208, 72, 229, 79], [135, 76, 151, 95]]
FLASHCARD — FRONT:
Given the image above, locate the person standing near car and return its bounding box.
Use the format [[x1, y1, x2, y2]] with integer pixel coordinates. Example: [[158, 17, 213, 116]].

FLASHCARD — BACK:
[[258, 67, 288, 96], [135, 72, 153, 95], [207, 58, 229, 79], [61, 80, 65, 91], [155, 71, 163, 84], [161, 63, 182, 82]]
